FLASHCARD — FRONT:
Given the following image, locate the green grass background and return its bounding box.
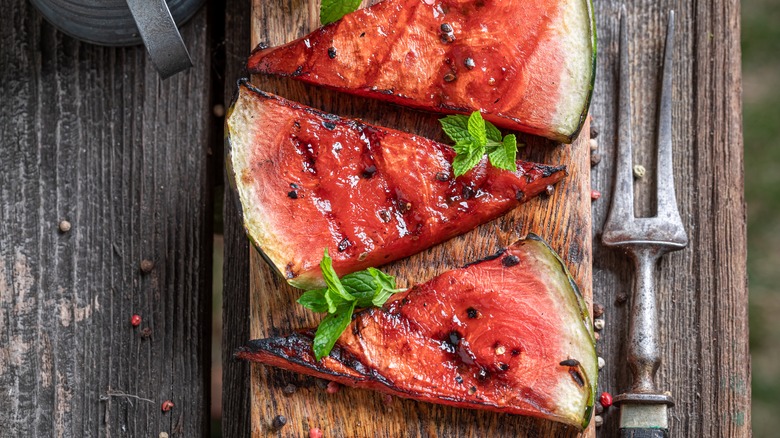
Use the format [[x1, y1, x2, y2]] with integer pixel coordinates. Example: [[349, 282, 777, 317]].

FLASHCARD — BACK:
[[743, 0, 780, 435]]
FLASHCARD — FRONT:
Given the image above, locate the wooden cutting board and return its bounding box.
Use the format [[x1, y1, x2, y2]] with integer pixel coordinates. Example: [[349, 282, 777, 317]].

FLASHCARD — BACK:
[[246, 1, 593, 436]]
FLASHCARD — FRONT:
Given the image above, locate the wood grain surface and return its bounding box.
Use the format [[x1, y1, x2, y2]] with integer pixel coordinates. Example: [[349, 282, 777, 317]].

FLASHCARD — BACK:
[[242, 1, 593, 436], [0, 1, 215, 436], [588, 1, 750, 437]]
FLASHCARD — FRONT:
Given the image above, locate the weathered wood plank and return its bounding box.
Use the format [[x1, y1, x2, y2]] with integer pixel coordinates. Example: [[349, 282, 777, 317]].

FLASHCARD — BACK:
[[0, 2, 214, 436], [221, 0, 255, 436], [589, 1, 749, 436], [238, 1, 593, 436]]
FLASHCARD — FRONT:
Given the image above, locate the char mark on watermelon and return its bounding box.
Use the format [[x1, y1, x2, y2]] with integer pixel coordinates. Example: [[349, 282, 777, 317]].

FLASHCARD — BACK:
[[236, 234, 598, 429], [248, 0, 597, 143], [226, 80, 566, 288]]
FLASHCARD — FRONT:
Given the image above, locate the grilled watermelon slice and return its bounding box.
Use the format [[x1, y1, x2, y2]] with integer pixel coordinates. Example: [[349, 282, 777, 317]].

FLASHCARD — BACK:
[[236, 234, 597, 429], [227, 80, 566, 289], [247, 0, 597, 143]]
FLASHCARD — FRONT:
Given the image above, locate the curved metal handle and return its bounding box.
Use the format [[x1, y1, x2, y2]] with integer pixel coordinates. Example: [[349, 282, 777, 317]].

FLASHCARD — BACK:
[[126, 0, 193, 79]]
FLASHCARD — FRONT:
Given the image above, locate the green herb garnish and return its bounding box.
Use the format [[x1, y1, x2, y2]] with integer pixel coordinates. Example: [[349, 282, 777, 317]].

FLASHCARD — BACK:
[[439, 111, 523, 177], [297, 249, 405, 360], [320, 0, 362, 25]]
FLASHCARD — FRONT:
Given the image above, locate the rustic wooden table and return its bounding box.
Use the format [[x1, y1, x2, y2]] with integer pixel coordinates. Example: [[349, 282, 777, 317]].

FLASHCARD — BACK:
[[0, 0, 749, 437]]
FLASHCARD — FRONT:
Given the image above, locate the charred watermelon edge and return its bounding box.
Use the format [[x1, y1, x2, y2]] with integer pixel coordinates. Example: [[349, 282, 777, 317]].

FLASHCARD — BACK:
[[236, 233, 597, 428]]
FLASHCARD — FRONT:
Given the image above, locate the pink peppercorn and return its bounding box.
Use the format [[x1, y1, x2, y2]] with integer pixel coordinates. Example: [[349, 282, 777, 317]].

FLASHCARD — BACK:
[[599, 392, 613, 408], [326, 381, 340, 394], [591, 190, 602, 201], [309, 427, 323, 438], [130, 314, 141, 327]]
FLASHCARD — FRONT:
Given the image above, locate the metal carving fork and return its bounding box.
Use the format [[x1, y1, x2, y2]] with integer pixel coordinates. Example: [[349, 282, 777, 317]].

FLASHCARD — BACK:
[[602, 9, 687, 438]]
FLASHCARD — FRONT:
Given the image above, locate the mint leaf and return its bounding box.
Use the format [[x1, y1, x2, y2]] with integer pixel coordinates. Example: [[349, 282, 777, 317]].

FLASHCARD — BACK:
[[367, 267, 403, 307], [298, 255, 406, 360], [298, 289, 329, 313], [452, 147, 484, 177], [341, 271, 377, 307], [320, 0, 362, 25], [439, 115, 472, 144], [488, 134, 518, 172], [313, 301, 357, 361], [440, 111, 520, 176], [320, 249, 355, 303], [485, 121, 503, 143], [467, 111, 487, 147]]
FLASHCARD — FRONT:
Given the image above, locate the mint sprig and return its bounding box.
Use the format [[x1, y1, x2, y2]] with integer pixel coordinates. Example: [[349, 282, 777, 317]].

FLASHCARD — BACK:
[[320, 0, 362, 25], [439, 111, 523, 177], [297, 249, 405, 360]]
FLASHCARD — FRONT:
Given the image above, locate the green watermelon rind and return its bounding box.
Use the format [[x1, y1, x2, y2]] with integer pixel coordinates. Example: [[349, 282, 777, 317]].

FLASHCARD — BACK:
[[523, 233, 597, 429]]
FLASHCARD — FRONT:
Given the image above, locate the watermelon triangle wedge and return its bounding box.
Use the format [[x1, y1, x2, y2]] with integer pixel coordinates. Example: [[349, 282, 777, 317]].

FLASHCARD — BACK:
[[236, 234, 598, 429], [248, 0, 597, 143], [227, 80, 566, 289]]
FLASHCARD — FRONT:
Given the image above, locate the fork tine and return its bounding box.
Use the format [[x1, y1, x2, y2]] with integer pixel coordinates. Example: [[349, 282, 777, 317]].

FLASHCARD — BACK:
[[604, 6, 635, 229], [655, 11, 684, 227]]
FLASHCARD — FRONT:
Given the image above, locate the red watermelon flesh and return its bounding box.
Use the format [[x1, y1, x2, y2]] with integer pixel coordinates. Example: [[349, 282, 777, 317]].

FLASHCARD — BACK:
[[226, 80, 566, 289], [236, 234, 597, 429], [248, 0, 597, 143]]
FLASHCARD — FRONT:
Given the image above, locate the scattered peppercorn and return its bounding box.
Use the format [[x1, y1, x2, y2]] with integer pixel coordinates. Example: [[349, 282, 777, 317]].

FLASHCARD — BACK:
[[591, 190, 601, 201], [590, 152, 602, 167], [633, 164, 646, 179], [594, 332, 601, 341], [588, 138, 598, 151], [326, 381, 341, 394], [590, 125, 599, 138], [272, 414, 287, 429], [594, 415, 604, 427], [282, 383, 297, 395], [309, 427, 324, 438], [464, 57, 475, 70], [440, 23, 453, 33], [593, 303, 605, 318], [600, 392, 613, 408], [466, 307, 478, 319], [594, 318, 605, 331], [140, 259, 154, 274], [58, 220, 71, 233], [616, 293, 628, 305], [161, 400, 174, 412], [595, 402, 604, 415], [131, 314, 142, 327], [545, 184, 555, 197], [141, 327, 153, 339], [327, 47, 337, 59], [287, 190, 299, 199], [598, 356, 606, 370]]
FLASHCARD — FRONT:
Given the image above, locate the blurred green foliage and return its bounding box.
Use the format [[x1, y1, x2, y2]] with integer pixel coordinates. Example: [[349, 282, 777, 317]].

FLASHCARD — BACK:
[[743, 0, 780, 435]]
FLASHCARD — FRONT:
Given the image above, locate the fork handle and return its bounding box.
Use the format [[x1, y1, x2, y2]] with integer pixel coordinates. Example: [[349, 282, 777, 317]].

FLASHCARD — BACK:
[[620, 427, 669, 438], [626, 248, 664, 392]]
